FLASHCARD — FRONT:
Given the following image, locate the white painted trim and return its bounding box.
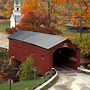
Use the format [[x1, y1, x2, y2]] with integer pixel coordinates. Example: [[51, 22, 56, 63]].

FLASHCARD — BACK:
[[78, 67, 90, 73], [34, 69, 58, 90]]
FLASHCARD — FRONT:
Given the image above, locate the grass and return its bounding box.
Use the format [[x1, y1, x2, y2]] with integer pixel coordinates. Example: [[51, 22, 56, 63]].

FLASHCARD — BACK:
[[62, 27, 90, 39], [0, 21, 10, 32], [0, 74, 52, 90]]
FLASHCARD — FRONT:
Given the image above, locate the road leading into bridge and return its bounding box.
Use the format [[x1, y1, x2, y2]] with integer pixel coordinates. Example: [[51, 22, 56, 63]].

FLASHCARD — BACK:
[[48, 66, 90, 90]]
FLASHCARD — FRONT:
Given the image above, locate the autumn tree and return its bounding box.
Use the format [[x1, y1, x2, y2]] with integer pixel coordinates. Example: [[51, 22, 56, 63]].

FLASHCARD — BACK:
[[18, 0, 62, 35], [21, 0, 48, 17], [43, 0, 89, 29], [19, 0, 49, 30], [51, 0, 90, 29], [0, 0, 13, 19], [49, 0, 90, 57], [18, 11, 61, 35]]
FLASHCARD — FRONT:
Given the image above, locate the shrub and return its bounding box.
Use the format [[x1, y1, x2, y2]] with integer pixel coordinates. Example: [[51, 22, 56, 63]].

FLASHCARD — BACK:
[[72, 35, 90, 57], [5, 27, 18, 34], [87, 64, 90, 69], [17, 56, 38, 81]]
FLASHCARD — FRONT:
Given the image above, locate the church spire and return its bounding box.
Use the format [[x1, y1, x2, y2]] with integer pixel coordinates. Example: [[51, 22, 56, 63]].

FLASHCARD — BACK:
[[13, 0, 21, 15], [10, 0, 23, 28]]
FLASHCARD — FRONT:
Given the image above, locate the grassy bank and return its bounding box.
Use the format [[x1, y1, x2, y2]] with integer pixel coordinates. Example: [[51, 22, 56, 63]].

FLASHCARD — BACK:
[[0, 74, 52, 90]]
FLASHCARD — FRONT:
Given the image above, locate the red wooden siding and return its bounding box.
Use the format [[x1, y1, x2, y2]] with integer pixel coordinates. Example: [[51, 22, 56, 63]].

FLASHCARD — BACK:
[[9, 40, 51, 75], [49, 40, 80, 70], [8, 31, 80, 75], [9, 39, 80, 75]]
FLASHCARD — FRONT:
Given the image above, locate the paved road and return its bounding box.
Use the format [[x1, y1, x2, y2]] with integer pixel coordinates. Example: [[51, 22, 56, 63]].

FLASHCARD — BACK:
[[48, 67, 90, 90], [0, 33, 9, 49]]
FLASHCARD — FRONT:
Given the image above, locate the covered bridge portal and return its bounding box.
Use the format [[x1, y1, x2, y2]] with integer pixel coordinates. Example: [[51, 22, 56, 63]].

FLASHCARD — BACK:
[[8, 31, 80, 75]]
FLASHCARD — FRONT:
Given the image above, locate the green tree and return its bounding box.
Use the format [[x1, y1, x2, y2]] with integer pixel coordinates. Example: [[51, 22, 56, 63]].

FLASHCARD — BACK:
[[17, 56, 37, 81], [18, 0, 62, 35], [72, 35, 90, 57]]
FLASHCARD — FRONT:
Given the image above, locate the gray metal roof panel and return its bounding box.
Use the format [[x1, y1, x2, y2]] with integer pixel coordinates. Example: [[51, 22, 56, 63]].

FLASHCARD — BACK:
[[8, 31, 35, 40], [24, 33, 66, 49], [8, 31, 67, 49]]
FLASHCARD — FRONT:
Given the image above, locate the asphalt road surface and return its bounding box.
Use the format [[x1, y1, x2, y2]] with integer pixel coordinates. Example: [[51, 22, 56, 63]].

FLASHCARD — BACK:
[[48, 66, 90, 90]]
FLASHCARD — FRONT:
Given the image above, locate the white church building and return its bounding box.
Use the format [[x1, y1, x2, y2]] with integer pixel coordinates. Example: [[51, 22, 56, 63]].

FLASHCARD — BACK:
[[10, 0, 23, 28]]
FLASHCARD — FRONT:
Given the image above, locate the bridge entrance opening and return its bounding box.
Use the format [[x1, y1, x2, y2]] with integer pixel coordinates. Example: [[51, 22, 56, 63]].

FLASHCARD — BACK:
[[53, 48, 76, 69]]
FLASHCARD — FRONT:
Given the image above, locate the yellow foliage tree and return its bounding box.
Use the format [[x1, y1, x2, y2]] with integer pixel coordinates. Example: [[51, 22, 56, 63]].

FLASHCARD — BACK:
[[21, 0, 48, 17], [51, 0, 90, 28]]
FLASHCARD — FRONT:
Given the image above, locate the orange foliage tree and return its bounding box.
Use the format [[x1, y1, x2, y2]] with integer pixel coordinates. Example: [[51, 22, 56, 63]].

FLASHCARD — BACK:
[[51, 0, 76, 6], [18, 0, 62, 35], [51, 0, 90, 29], [21, 0, 48, 17], [43, 0, 71, 29], [18, 0, 90, 35]]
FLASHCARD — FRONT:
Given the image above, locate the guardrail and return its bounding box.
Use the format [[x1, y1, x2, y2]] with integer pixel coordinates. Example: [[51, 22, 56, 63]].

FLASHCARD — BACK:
[[78, 67, 90, 74], [34, 68, 58, 90]]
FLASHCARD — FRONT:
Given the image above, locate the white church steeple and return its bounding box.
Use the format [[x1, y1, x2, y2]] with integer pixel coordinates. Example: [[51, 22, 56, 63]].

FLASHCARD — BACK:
[[10, 0, 23, 28], [13, 0, 21, 15]]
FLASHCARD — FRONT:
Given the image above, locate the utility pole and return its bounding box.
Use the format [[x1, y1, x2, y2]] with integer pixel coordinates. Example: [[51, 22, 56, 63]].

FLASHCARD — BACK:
[[48, 0, 52, 18], [33, 68, 37, 89], [79, 16, 83, 41], [8, 56, 15, 90]]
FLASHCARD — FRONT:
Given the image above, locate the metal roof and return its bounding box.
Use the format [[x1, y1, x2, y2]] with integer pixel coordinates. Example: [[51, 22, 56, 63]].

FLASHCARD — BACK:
[[8, 31, 67, 49]]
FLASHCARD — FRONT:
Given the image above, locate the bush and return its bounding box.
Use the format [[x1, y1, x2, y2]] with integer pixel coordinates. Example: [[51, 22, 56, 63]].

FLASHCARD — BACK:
[[72, 35, 90, 57], [87, 64, 90, 69], [17, 56, 38, 81], [5, 27, 18, 34]]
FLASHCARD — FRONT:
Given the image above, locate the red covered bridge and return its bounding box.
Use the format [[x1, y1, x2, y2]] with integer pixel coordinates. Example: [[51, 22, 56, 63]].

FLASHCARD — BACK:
[[8, 31, 80, 75]]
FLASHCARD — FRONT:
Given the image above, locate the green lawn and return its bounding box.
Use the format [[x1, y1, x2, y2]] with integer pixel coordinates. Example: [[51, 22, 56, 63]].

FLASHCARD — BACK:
[[0, 74, 52, 90], [59, 27, 90, 44], [0, 21, 10, 32], [62, 27, 90, 38]]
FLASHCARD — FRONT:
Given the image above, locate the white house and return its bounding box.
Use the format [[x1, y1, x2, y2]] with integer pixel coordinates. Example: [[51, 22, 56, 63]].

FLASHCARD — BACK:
[[10, 0, 23, 28]]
